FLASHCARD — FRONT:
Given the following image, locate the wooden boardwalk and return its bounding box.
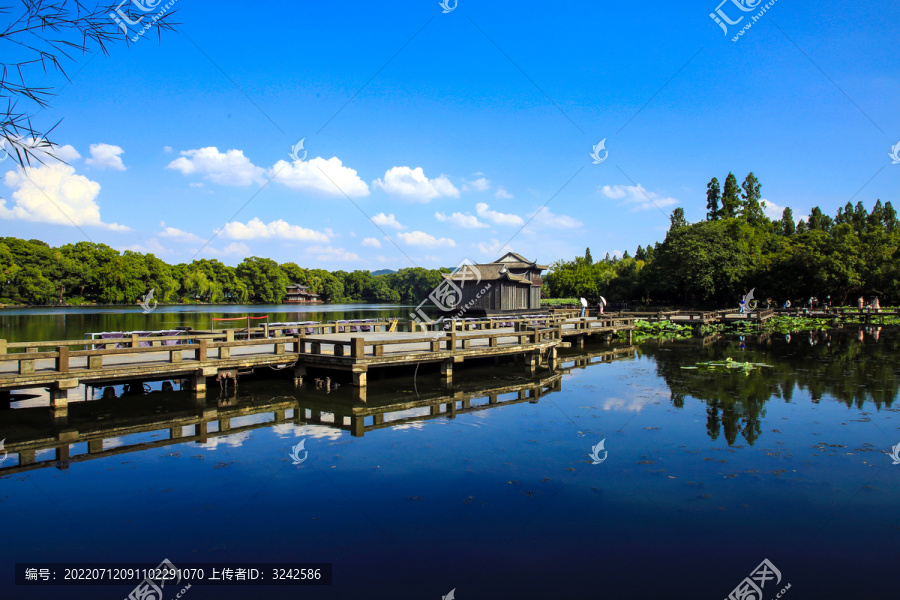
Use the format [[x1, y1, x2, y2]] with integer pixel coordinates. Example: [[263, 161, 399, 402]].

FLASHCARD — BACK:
[[0, 315, 635, 404], [0, 345, 642, 475]]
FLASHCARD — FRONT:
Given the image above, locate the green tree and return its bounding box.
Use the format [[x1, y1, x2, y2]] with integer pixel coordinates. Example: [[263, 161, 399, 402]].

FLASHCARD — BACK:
[[740, 172, 764, 225], [706, 177, 721, 220], [721, 173, 741, 218]]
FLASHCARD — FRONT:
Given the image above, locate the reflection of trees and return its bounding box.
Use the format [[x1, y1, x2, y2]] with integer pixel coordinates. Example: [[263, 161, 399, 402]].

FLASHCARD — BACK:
[[639, 331, 900, 445]]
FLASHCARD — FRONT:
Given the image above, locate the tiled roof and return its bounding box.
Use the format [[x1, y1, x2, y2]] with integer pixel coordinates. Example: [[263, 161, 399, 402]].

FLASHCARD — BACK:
[[443, 264, 533, 284]]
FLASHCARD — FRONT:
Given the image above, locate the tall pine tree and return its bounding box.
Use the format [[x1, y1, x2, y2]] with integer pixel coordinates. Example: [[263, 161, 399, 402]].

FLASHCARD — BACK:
[[706, 177, 721, 220], [740, 172, 764, 224], [721, 173, 741, 218]]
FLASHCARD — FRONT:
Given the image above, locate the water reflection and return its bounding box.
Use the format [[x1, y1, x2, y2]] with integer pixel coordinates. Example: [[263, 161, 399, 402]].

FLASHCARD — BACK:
[[641, 329, 899, 445], [0, 346, 635, 475]]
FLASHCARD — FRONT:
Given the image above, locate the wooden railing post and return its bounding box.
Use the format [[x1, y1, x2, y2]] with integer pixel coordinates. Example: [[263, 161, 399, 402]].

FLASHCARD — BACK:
[[350, 337, 364, 358], [131, 333, 139, 348], [56, 346, 69, 373], [198, 339, 207, 361], [446, 331, 456, 351], [0, 339, 6, 354]]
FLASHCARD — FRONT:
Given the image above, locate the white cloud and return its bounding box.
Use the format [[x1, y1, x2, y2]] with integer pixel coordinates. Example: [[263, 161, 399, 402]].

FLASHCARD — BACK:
[[528, 207, 581, 229], [600, 184, 679, 211], [495, 186, 513, 199], [307, 245, 359, 261], [158, 223, 204, 243], [120, 238, 170, 255], [463, 177, 490, 192], [270, 156, 369, 197], [1, 163, 128, 230], [373, 166, 459, 202], [220, 217, 329, 242], [5, 138, 81, 165], [163, 146, 173, 153], [397, 231, 456, 248], [167, 147, 265, 186], [475, 238, 514, 256], [475, 202, 524, 226], [761, 199, 786, 220], [435, 211, 487, 228], [371, 212, 405, 229], [362, 237, 381, 248], [201, 242, 249, 257], [85, 143, 126, 170]]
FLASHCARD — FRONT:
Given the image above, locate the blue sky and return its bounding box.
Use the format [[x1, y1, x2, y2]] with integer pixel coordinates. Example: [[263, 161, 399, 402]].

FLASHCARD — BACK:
[[1, 0, 898, 270]]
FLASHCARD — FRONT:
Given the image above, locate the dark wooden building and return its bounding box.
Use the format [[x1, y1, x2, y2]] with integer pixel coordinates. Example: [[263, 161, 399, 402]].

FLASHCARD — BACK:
[[285, 284, 322, 304], [441, 252, 546, 314]]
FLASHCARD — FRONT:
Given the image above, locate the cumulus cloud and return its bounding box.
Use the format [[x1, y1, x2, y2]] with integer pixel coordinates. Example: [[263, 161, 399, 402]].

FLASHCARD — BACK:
[[201, 242, 250, 257], [1, 163, 128, 230], [270, 156, 369, 197], [85, 143, 126, 170], [3, 138, 81, 165], [158, 222, 204, 243], [167, 146, 371, 197], [371, 212, 405, 229], [761, 199, 786, 221], [528, 207, 581, 229], [475, 202, 524, 226], [475, 238, 514, 256], [373, 166, 459, 202], [163, 146, 173, 153], [495, 186, 513, 199], [220, 217, 329, 242], [397, 231, 456, 247], [307, 245, 359, 261], [463, 177, 490, 192], [435, 211, 487, 228], [600, 184, 679, 211], [361, 237, 381, 248], [167, 147, 265, 186]]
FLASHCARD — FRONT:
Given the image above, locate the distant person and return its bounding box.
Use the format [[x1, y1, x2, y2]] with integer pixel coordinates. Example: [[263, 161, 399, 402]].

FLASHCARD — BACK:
[[739, 296, 746, 313], [766, 298, 772, 309], [873, 297, 881, 312], [857, 296, 865, 313], [783, 299, 791, 309]]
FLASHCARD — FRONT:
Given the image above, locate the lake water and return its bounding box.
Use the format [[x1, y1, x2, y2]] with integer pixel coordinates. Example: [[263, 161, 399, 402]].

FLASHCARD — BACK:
[[0, 307, 897, 599]]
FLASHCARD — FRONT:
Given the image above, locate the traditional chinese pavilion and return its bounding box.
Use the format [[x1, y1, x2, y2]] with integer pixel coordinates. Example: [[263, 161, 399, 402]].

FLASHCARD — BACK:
[[284, 284, 322, 304], [441, 252, 547, 314]]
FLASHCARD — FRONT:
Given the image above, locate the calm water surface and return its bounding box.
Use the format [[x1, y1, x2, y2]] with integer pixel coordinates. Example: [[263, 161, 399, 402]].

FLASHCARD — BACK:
[[0, 308, 897, 599]]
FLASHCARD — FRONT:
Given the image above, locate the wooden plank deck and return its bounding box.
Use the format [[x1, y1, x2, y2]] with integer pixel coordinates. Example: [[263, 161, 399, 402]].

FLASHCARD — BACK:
[[0, 316, 636, 401]]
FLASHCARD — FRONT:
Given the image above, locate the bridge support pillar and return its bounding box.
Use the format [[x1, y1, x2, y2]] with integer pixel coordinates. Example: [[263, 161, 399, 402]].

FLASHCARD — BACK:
[[19, 449, 35, 465], [440, 359, 453, 381], [627, 329, 633, 344], [350, 416, 365, 437], [351, 366, 368, 388], [528, 351, 540, 374], [293, 364, 306, 387], [548, 347, 558, 370], [187, 372, 207, 396], [574, 334, 584, 348]]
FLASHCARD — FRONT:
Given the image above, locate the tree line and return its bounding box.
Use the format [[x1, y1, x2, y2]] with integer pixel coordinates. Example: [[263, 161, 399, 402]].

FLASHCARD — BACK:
[[0, 237, 445, 306], [546, 172, 900, 306]]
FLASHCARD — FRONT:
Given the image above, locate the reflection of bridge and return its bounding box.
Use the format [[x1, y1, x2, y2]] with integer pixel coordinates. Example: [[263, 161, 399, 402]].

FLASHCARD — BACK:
[[0, 345, 635, 475]]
